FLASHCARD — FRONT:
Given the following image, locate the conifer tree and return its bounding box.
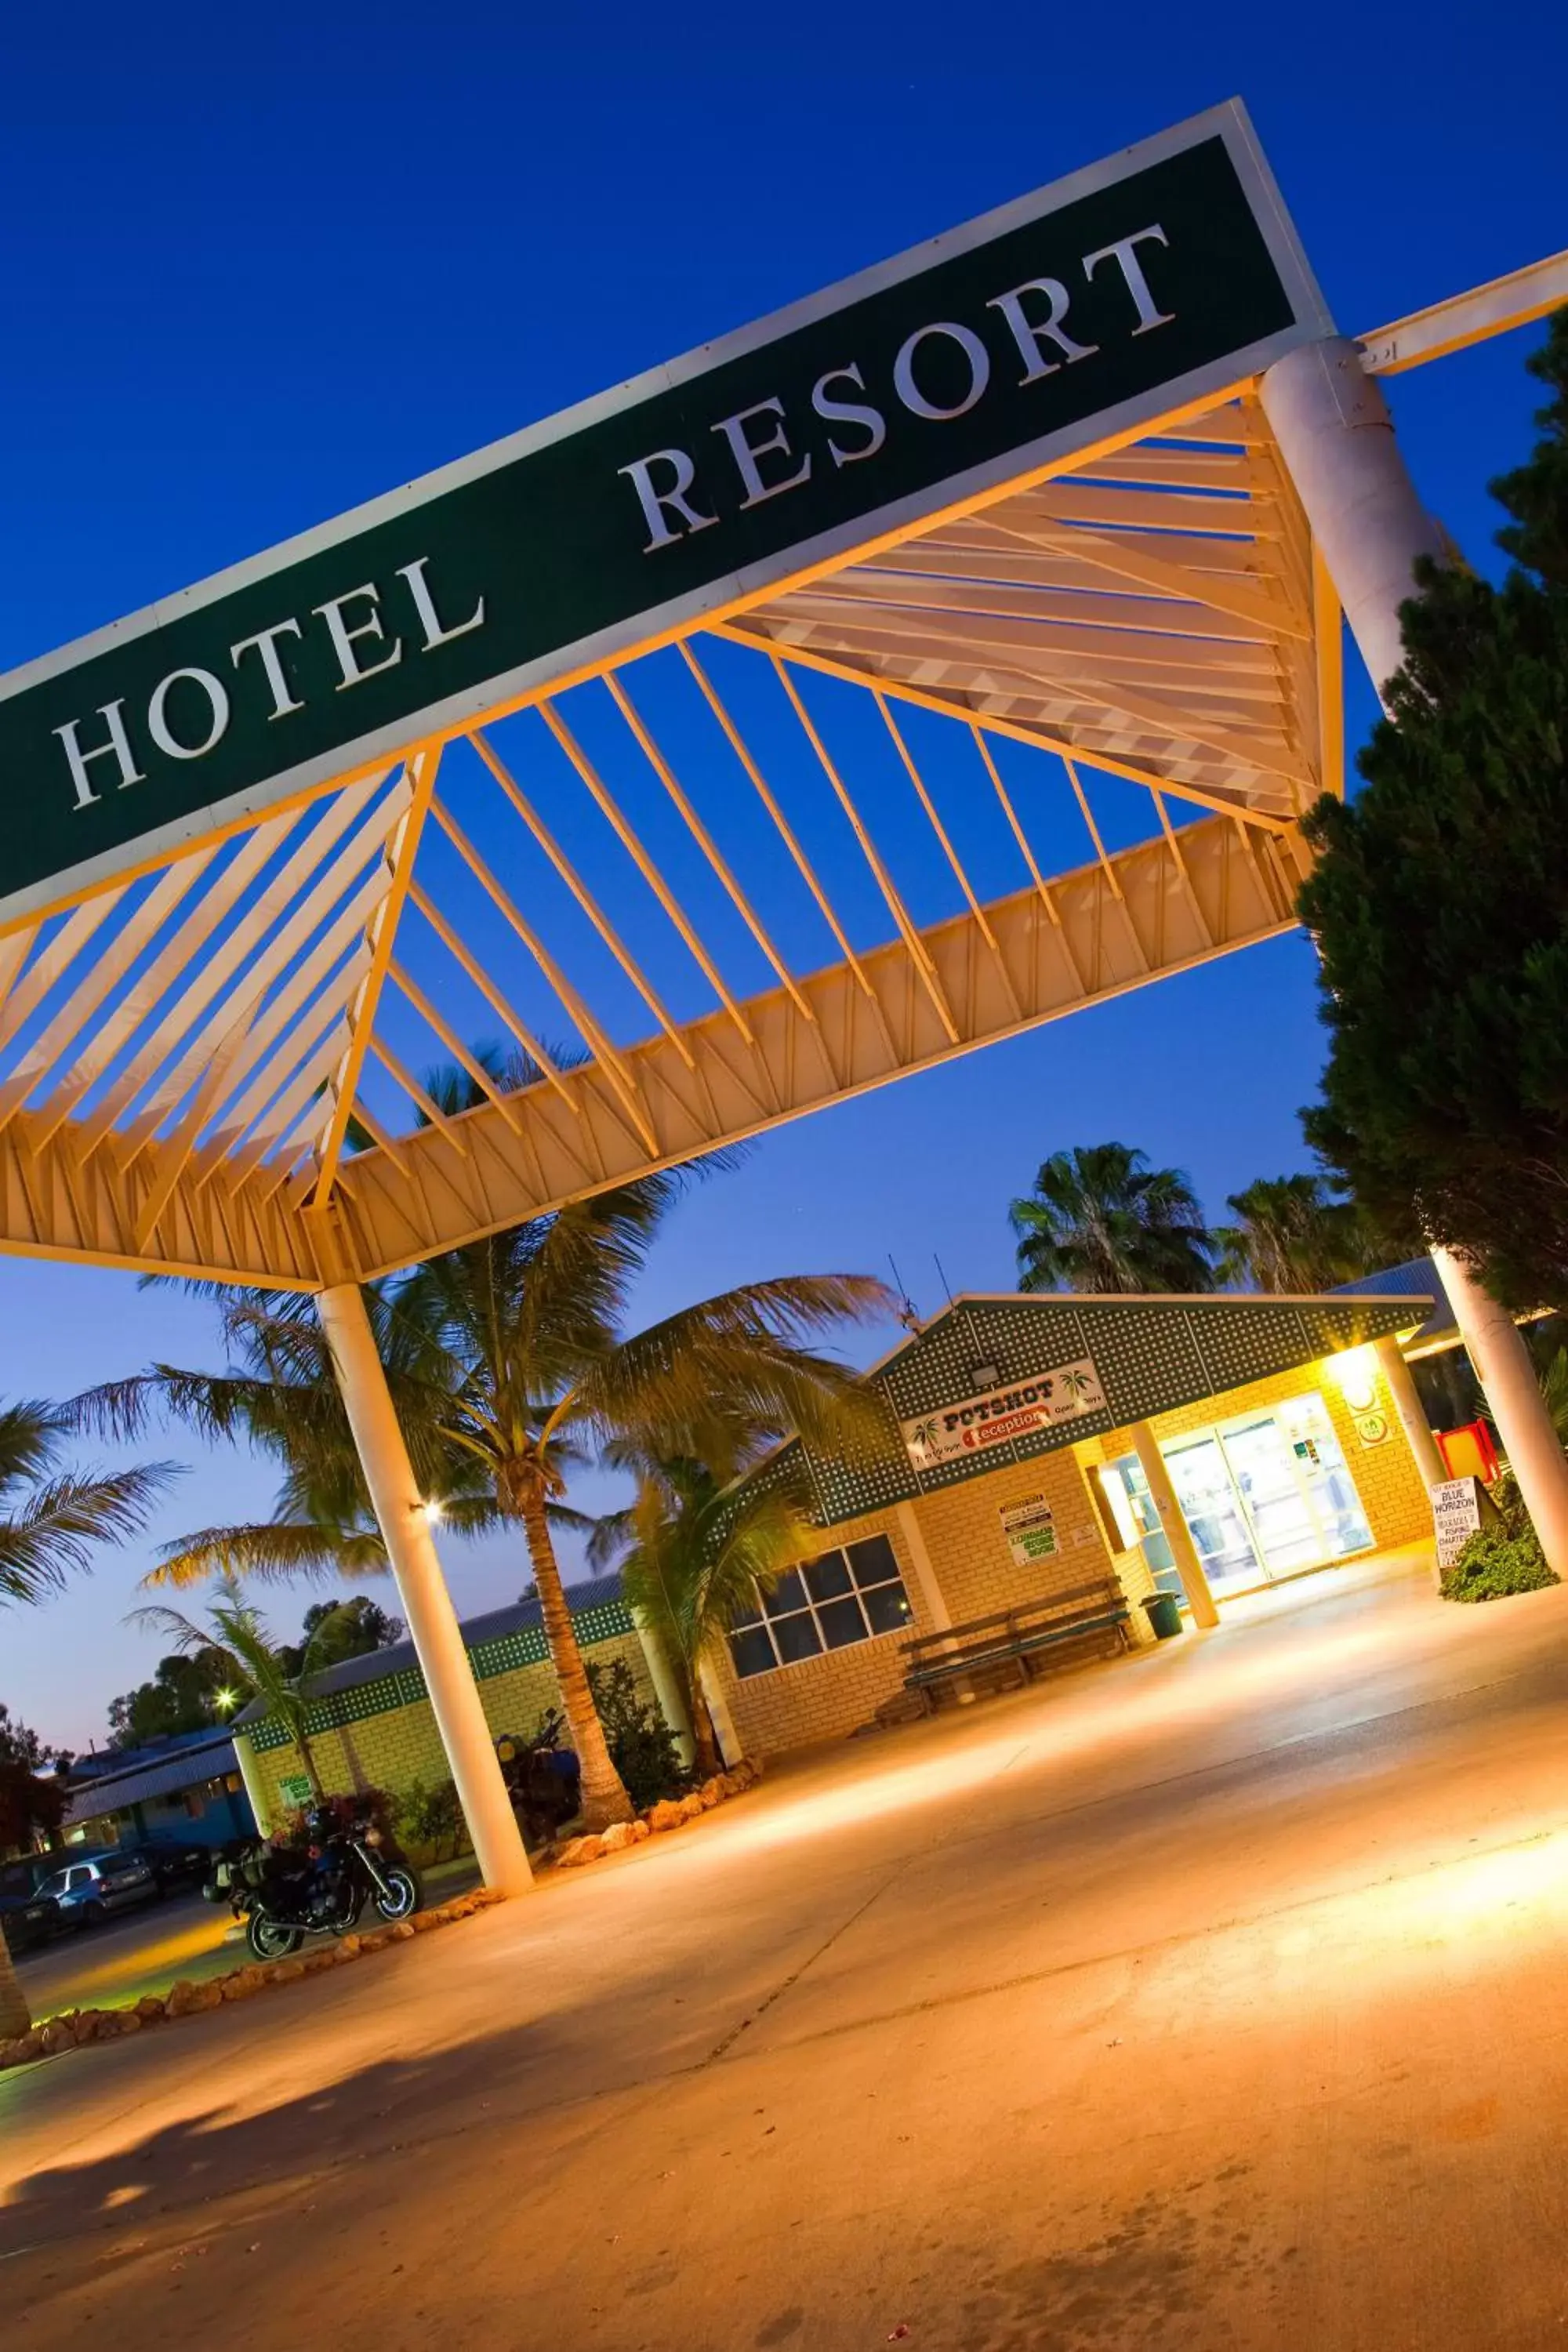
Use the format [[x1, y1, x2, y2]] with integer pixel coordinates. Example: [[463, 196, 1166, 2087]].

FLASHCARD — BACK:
[[1301, 310, 1568, 1310]]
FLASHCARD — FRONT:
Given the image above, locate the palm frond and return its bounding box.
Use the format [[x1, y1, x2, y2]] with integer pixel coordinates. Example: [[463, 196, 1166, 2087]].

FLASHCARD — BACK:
[[143, 1519, 391, 1590], [0, 1461, 182, 1604]]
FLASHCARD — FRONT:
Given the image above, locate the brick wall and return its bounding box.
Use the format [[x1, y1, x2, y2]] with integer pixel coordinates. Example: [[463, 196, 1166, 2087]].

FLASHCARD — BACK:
[[710, 1450, 1141, 1761], [236, 1631, 654, 1829], [710, 1506, 940, 1760]]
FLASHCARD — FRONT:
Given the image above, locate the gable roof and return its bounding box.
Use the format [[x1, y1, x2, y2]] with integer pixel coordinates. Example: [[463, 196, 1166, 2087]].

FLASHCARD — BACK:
[[745, 1287, 1431, 1530]]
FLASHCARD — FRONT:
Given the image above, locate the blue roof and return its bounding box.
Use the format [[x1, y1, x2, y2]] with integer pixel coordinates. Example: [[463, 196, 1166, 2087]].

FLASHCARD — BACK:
[[1330, 1257, 1456, 1346]]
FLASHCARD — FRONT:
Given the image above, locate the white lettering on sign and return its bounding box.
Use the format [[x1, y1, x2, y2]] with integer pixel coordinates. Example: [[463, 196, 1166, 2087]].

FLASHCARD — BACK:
[[230, 617, 307, 720], [314, 582, 403, 692], [902, 1359, 1106, 1471], [57, 555, 487, 811], [395, 556, 487, 652], [710, 397, 813, 510], [1083, 225, 1176, 335], [146, 667, 231, 761], [620, 220, 1175, 551], [53, 699, 146, 811], [892, 321, 993, 421], [986, 278, 1099, 380], [810, 363, 887, 468], [616, 448, 720, 554]]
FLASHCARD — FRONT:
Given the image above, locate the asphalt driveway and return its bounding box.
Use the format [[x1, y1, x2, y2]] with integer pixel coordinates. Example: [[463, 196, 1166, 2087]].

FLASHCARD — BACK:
[[8, 1546, 1568, 2350]]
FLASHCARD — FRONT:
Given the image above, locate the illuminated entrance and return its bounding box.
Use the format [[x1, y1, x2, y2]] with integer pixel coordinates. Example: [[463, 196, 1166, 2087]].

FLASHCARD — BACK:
[[1, 99, 1564, 1887], [1107, 1393, 1374, 1602]]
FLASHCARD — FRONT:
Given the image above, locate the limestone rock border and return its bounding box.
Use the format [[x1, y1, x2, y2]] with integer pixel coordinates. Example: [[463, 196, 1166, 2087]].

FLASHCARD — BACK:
[[552, 1759, 762, 1871]]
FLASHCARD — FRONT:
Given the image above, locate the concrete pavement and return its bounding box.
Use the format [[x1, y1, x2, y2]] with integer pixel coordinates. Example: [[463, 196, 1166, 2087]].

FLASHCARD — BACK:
[[7, 1545, 1568, 2350]]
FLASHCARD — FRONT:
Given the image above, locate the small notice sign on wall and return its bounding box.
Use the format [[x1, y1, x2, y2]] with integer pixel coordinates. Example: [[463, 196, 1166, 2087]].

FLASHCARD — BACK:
[[1354, 1410, 1391, 1448], [1431, 1476, 1486, 1569], [1000, 1492, 1058, 1570]]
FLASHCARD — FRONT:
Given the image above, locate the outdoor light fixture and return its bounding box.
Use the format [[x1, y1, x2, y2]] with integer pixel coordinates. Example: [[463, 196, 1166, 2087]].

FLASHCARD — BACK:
[[213, 1687, 238, 1715], [422, 1498, 445, 1526], [1327, 1346, 1380, 1414], [970, 1363, 1002, 1390]]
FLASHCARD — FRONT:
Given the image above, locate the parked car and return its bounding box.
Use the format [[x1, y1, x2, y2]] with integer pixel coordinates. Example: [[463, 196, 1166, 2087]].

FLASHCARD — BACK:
[[118, 1839, 212, 1894], [0, 1885, 60, 1952], [34, 1851, 158, 1929]]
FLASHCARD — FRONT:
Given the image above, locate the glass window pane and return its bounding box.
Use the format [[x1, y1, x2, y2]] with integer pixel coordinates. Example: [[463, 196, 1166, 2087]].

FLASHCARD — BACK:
[[804, 1550, 852, 1602], [771, 1612, 824, 1664], [728, 1592, 764, 1630], [762, 1570, 808, 1620], [728, 1626, 778, 1680], [848, 1534, 899, 1590], [817, 1595, 869, 1650], [862, 1581, 914, 1635]]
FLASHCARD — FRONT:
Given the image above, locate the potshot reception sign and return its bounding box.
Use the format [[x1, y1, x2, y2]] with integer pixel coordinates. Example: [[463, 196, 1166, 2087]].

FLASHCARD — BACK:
[[902, 1360, 1107, 1470]]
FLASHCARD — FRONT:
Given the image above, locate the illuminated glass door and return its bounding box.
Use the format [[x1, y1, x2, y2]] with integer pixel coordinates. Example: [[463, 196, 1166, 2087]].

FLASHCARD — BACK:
[[1217, 1415, 1322, 1576], [1162, 1434, 1264, 1595]]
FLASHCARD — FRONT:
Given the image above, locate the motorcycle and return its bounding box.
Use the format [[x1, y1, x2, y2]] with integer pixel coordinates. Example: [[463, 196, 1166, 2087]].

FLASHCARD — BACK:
[[206, 1801, 422, 1961], [495, 1726, 582, 1849]]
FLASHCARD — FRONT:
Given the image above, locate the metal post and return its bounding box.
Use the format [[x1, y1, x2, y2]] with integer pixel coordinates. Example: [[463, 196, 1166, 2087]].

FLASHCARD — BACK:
[[1130, 1422, 1219, 1628], [1261, 336, 1568, 1579], [317, 1282, 532, 1895]]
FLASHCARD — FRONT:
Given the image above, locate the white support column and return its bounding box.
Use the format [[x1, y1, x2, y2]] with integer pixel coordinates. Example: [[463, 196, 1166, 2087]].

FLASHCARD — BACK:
[[1262, 335, 1568, 1581], [1430, 1248, 1568, 1574], [232, 1728, 274, 1839], [633, 1613, 695, 1767], [317, 1282, 532, 1896], [696, 1661, 743, 1769], [1373, 1333, 1446, 1492], [1259, 337, 1446, 695], [1130, 1421, 1219, 1628]]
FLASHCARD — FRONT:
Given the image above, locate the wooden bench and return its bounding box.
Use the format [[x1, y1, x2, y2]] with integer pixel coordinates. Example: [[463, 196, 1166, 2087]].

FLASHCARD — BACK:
[[898, 1577, 1132, 1713]]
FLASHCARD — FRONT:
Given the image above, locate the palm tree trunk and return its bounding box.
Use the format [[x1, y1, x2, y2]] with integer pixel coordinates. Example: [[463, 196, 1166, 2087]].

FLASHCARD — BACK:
[[688, 1686, 722, 1780], [512, 1478, 634, 1829], [294, 1724, 326, 1801], [0, 1922, 31, 2042]]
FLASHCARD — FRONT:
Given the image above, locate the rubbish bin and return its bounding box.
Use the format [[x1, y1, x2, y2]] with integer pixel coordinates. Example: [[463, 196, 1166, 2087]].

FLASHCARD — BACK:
[[1142, 1592, 1184, 1641]]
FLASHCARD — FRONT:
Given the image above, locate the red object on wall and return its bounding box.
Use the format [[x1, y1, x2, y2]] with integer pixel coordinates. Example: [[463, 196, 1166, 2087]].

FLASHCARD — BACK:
[[1436, 1421, 1501, 1483]]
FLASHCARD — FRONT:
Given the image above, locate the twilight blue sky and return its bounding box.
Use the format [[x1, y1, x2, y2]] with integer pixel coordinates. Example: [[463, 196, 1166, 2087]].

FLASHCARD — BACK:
[[1, 2, 1563, 1748]]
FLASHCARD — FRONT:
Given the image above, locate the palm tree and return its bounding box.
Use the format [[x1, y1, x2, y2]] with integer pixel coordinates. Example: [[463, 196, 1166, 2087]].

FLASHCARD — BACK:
[[1214, 1174, 1377, 1291], [74, 1141, 893, 1831], [380, 1187, 890, 1825], [595, 1457, 816, 1776], [1010, 1144, 1218, 1294], [129, 1577, 352, 1802], [0, 1400, 177, 2042]]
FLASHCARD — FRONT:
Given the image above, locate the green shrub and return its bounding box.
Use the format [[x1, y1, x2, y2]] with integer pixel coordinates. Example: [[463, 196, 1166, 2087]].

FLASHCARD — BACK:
[[391, 1776, 470, 1863], [1484, 1468, 1534, 1541], [584, 1657, 685, 1809], [1441, 1525, 1560, 1603]]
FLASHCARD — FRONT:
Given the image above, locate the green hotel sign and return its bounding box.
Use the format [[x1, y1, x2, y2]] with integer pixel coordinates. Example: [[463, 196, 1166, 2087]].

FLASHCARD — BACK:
[[0, 101, 1327, 923]]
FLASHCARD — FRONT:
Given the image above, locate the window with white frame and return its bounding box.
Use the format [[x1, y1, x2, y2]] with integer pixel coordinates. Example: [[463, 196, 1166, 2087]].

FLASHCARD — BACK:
[[726, 1534, 913, 1679]]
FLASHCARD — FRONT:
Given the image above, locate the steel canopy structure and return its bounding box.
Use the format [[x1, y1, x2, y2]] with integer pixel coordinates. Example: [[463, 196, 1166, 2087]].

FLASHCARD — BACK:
[[0, 246, 1562, 1293]]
